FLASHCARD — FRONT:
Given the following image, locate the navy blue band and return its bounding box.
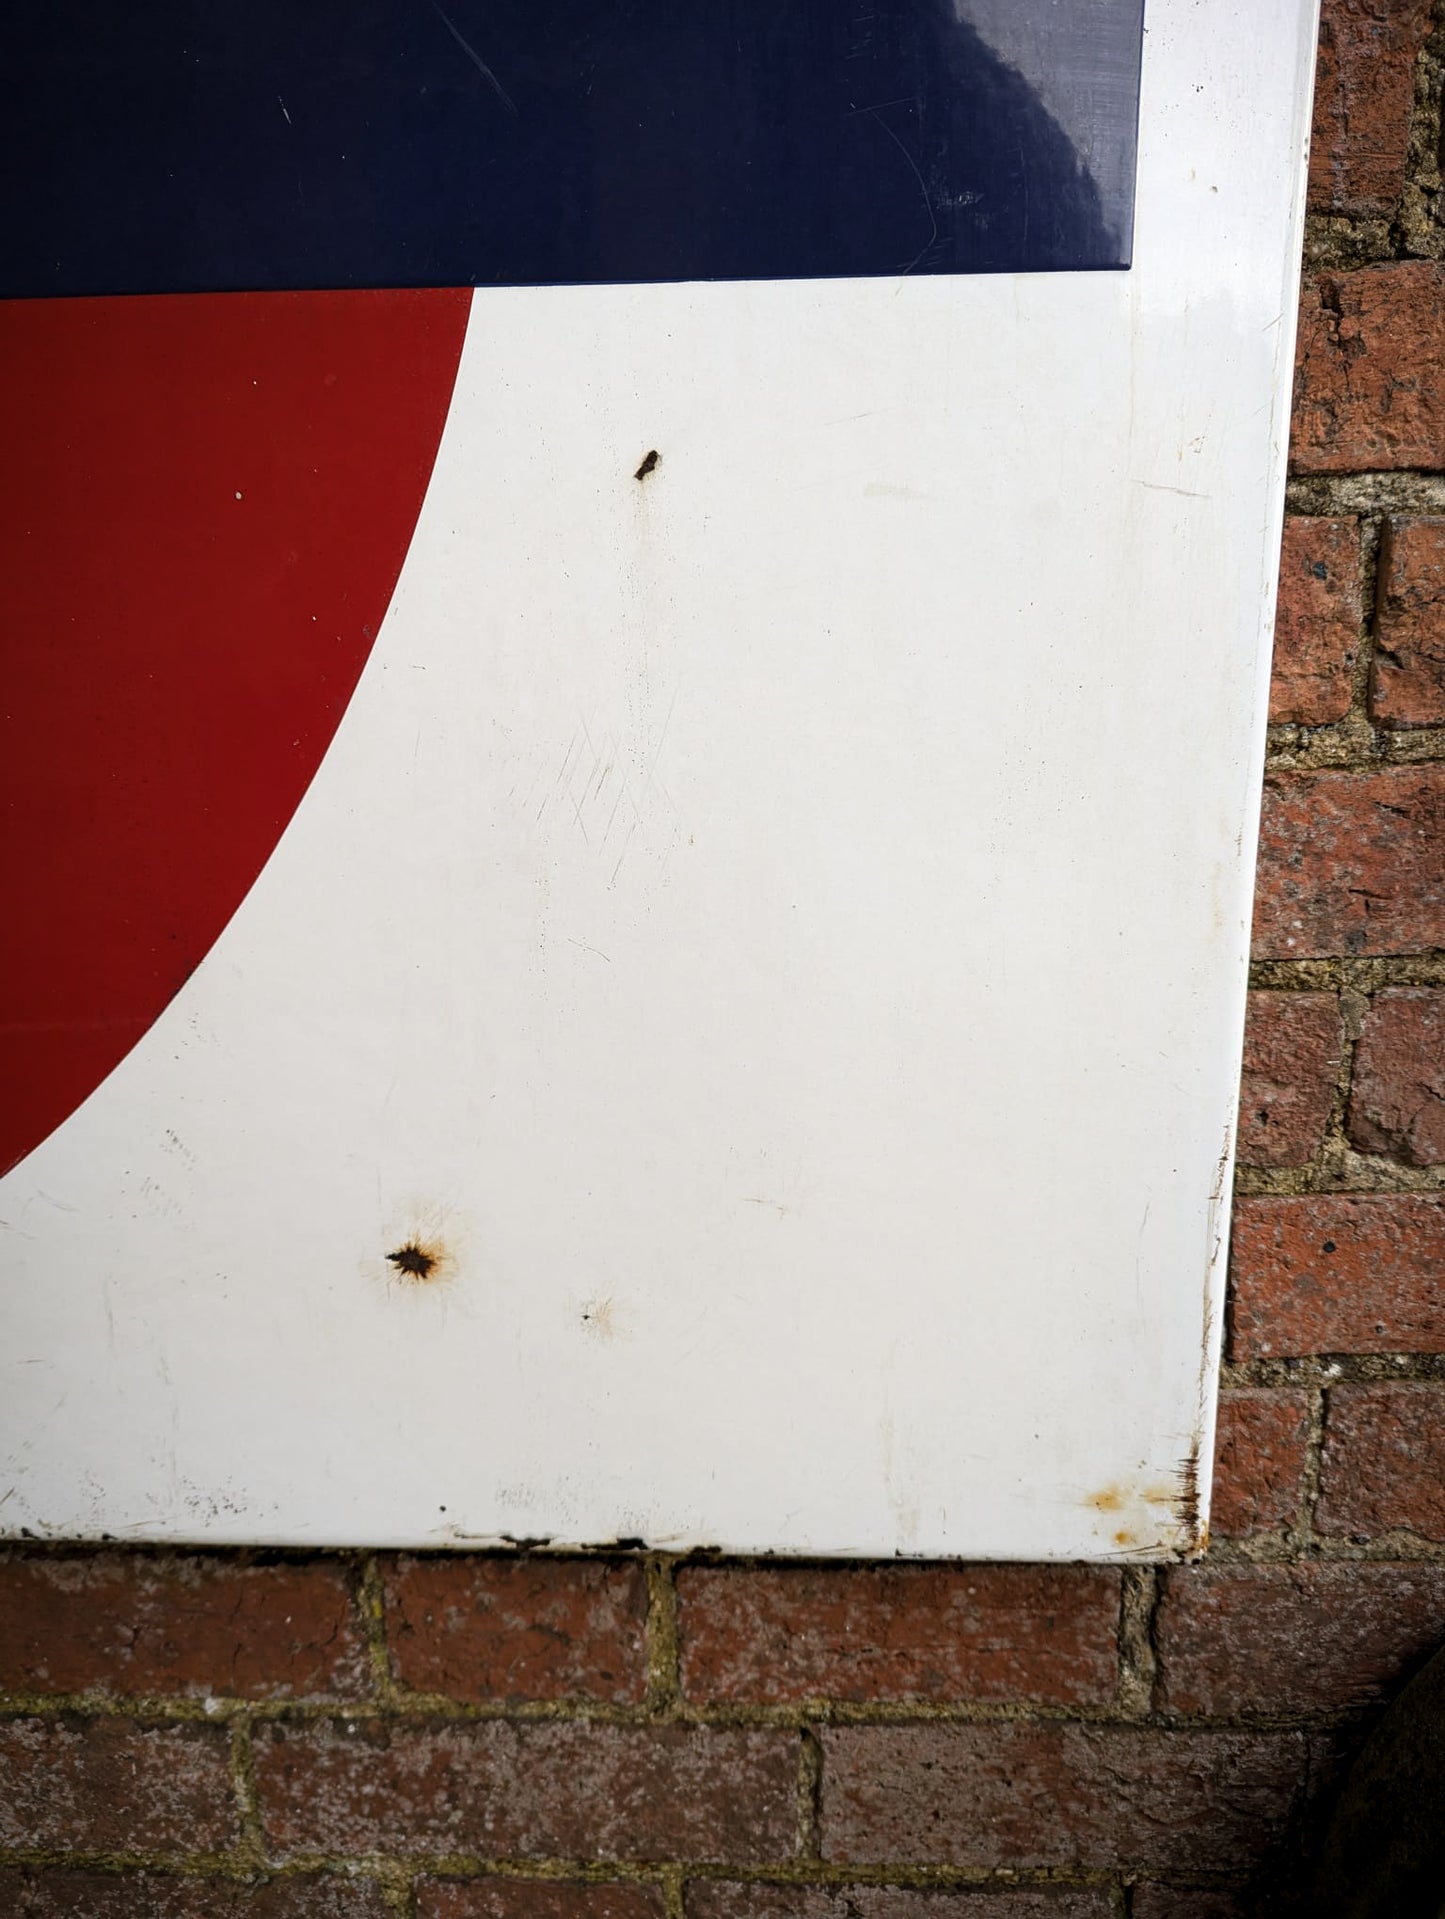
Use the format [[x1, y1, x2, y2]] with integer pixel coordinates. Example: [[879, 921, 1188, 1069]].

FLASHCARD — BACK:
[[2, 0, 1142, 296]]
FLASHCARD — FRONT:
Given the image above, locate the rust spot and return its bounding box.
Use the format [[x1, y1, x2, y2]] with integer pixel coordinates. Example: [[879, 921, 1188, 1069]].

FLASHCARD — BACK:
[[369, 1204, 465, 1293], [634, 448, 660, 481], [581, 1296, 620, 1339], [386, 1240, 441, 1283], [1087, 1486, 1127, 1513]]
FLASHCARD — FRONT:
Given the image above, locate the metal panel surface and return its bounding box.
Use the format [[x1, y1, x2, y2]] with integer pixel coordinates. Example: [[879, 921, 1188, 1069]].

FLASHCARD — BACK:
[[0, 0, 1319, 1556]]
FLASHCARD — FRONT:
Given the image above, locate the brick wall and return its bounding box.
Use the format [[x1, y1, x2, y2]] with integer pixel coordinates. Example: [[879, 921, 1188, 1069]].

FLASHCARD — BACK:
[[3, 7, 1444, 1915]]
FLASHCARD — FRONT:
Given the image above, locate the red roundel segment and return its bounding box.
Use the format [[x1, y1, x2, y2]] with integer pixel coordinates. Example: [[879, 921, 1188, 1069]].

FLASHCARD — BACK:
[[0, 288, 471, 1176]]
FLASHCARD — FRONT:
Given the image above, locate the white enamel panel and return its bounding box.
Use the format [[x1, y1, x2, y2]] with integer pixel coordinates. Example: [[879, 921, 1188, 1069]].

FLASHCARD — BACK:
[[0, 0, 1319, 1557]]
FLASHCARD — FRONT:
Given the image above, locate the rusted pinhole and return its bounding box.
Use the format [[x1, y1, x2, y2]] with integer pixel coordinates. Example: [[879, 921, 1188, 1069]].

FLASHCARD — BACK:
[[386, 1241, 438, 1282], [634, 448, 660, 482]]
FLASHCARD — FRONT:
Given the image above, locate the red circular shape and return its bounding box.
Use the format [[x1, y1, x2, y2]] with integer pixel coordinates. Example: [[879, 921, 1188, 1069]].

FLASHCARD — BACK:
[[0, 288, 471, 1174]]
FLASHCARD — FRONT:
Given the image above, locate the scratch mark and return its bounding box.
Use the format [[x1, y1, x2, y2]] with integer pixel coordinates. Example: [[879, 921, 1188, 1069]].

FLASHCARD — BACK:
[[1135, 1198, 1152, 1309], [277, 95, 291, 124], [601, 778, 627, 846], [1135, 479, 1212, 500], [555, 727, 582, 790], [864, 480, 926, 502], [742, 1196, 789, 1220], [566, 938, 612, 963], [861, 106, 937, 278], [846, 97, 922, 118], [429, 0, 517, 115], [641, 683, 680, 798], [577, 712, 602, 788], [568, 787, 591, 845], [609, 822, 638, 888]]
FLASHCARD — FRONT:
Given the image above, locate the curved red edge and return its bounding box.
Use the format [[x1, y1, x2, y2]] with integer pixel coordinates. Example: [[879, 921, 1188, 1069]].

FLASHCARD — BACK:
[[0, 287, 472, 1176]]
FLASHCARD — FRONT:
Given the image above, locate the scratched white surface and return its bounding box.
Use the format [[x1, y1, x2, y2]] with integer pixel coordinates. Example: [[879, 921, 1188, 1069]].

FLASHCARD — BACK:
[[0, 0, 1319, 1557]]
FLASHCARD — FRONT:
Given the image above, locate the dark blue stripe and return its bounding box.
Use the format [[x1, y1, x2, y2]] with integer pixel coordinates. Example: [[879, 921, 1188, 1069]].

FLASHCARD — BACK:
[[2, 0, 1142, 297]]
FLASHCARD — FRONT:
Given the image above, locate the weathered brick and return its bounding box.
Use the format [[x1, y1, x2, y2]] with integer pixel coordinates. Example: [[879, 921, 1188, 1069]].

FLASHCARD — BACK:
[[1308, 0, 1432, 215], [0, 1871, 387, 1916], [0, 1551, 367, 1701], [1230, 1195, 1445, 1358], [1270, 518, 1360, 725], [1235, 992, 1342, 1168], [1346, 987, 1445, 1164], [1292, 266, 1445, 474], [0, 1717, 236, 1852], [1129, 1894, 1251, 1919], [419, 1885, 665, 1919], [255, 1721, 797, 1864], [1251, 765, 1445, 958], [1372, 517, 1445, 726], [385, 1556, 648, 1705], [686, 1889, 1112, 1919], [676, 1565, 1118, 1709], [1317, 1381, 1445, 1541], [1155, 1562, 1445, 1716], [819, 1725, 1307, 1872], [1210, 1389, 1312, 1536]]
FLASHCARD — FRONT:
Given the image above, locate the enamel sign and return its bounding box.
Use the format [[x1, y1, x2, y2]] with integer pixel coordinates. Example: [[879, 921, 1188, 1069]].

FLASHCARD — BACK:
[[0, 0, 1319, 1556]]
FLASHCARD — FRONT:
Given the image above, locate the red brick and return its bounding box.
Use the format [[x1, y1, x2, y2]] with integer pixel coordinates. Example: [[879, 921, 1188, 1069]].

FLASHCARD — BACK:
[[254, 1721, 797, 1864], [1372, 518, 1445, 726], [676, 1565, 1119, 1709], [419, 1885, 664, 1919], [1230, 1195, 1445, 1358], [1317, 1381, 1445, 1540], [1155, 1562, 1445, 1715], [1210, 1389, 1312, 1535], [1308, 0, 1432, 215], [0, 1551, 367, 1701], [1129, 1895, 1250, 1919], [685, 1890, 1112, 1918], [1292, 266, 1445, 474], [819, 1725, 1307, 1872], [0, 1717, 236, 1852], [0, 1872, 387, 1916], [1235, 992, 1343, 1167], [1251, 766, 1445, 958], [1346, 987, 1445, 1164], [1270, 518, 1361, 724], [385, 1556, 648, 1706]]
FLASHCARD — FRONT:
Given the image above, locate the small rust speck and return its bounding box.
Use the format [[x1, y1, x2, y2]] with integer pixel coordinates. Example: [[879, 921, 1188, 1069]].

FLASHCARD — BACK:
[[634, 448, 660, 481], [387, 1241, 438, 1282]]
